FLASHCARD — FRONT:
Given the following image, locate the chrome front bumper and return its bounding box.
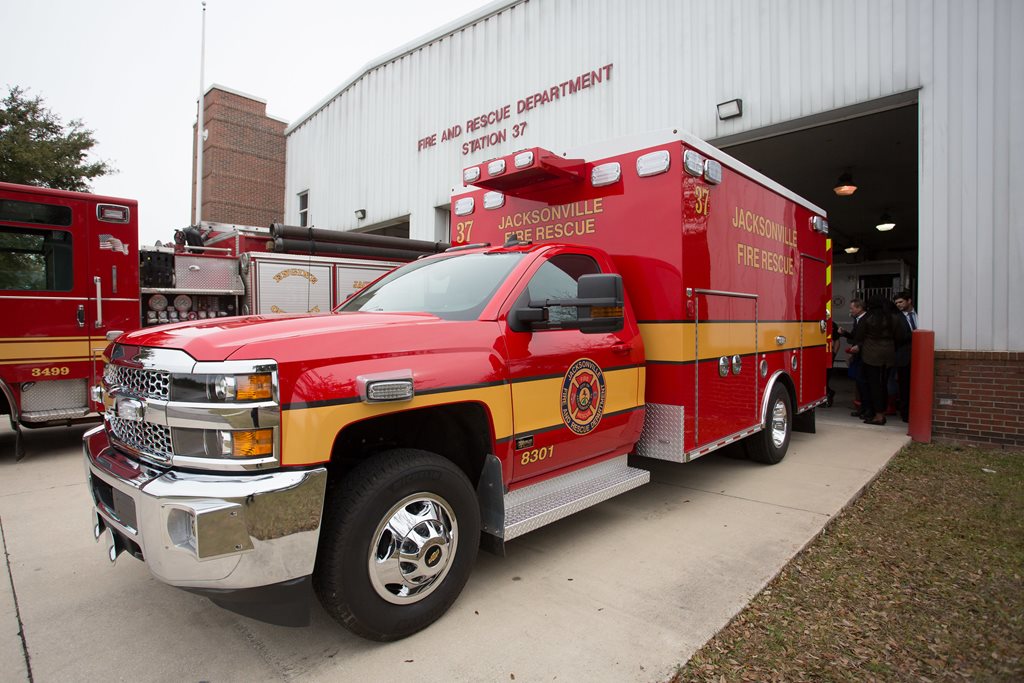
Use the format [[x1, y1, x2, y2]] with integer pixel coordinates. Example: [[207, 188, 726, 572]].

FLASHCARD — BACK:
[[83, 425, 327, 590]]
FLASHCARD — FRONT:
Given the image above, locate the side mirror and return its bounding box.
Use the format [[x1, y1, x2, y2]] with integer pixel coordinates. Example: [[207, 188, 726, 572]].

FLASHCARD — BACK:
[[510, 273, 625, 334]]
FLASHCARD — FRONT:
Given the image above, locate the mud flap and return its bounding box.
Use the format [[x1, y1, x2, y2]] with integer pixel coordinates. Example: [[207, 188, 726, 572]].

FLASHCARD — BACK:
[[476, 453, 506, 557], [794, 408, 816, 434]]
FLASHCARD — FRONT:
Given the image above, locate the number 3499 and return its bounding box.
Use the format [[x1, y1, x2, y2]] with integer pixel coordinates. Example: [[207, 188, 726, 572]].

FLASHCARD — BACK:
[[31, 366, 70, 377]]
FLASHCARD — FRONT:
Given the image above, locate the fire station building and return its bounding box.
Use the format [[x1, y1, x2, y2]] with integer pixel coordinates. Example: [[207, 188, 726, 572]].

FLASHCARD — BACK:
[[198, 0, 1024, 447]]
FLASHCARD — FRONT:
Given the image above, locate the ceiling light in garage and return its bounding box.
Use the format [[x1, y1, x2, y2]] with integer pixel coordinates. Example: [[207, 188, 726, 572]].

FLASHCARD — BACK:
[[876, 212, 896, 231], [833, 171, 857, 196], [844, 246, 860, 254]]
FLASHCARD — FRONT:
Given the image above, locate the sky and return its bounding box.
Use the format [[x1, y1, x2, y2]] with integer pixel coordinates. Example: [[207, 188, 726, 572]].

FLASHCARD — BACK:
[[1, 0, 494, 246]]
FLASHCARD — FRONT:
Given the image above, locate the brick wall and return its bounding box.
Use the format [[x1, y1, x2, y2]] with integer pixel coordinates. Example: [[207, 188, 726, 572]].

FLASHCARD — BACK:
[[933, 351, 1024, 447], [191, 87, 286, 227]]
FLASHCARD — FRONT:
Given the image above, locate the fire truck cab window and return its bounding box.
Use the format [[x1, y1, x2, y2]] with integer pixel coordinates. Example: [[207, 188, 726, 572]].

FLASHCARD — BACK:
[[339, 251, 523, 320], [0, 227, 73, 291], [523, 253, 601, 323], [0, 199, 72, 227]]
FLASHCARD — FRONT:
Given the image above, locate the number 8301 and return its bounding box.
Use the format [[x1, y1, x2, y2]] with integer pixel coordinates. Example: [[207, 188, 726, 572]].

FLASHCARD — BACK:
[[520, 445, 555, 466]]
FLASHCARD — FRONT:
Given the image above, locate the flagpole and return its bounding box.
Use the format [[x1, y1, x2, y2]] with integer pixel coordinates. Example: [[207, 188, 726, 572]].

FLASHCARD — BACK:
[[194, 1, 207, 227]]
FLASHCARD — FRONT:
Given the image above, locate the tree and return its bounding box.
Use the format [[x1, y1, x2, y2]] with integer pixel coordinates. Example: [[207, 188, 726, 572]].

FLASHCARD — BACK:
[[0, 85, 113, 191]]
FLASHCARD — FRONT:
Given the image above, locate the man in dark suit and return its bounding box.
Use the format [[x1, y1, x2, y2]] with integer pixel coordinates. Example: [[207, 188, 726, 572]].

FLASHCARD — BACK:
[[837, 299, 869, 417], [893, 290, 918, 422]]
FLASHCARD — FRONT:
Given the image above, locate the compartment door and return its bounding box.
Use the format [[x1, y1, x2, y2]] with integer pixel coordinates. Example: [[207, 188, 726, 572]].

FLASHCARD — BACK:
[[800, 255, 829, 408], [694, 292, 759, 448]]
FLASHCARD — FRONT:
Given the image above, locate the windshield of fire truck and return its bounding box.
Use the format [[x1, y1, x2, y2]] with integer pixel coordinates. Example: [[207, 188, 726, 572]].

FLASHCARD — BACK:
[[338, 251, 524, 321]]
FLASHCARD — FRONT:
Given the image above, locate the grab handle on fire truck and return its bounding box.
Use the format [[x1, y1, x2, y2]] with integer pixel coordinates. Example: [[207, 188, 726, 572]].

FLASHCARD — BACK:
[[93, 276, 104, 328], [76, 305, 85, 328]]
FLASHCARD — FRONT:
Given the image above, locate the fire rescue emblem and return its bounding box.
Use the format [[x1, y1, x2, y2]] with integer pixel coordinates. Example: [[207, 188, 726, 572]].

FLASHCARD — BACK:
[[560, 358, 606, 435]]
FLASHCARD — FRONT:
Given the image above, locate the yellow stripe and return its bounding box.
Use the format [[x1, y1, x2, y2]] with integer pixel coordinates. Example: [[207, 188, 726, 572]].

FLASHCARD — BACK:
[[281, 367, 645, 467], [640, 321, 825, 363], [281, 384, 514, 466], [637, 366, 646, 407], [0, 336, 92, 342], [826, 264, 832, 286], [0, 357, 93, 366], [510, 367, 642, 434], [641, 323, 695, 363], [826, 238, 832, 251], [0, 340, 93, 362]]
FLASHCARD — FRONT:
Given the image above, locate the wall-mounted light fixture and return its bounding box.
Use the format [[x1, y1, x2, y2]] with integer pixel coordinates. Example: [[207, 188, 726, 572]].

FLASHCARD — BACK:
[[875, 212, 895, 232], [354, 209, 366, 220], [716, 99, 743, 120], [844, 246, 860, 254], [833, 171, 857, 196]]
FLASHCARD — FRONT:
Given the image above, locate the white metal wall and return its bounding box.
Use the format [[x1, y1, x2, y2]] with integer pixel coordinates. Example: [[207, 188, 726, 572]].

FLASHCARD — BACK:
[[285, 0, 1024, 352]]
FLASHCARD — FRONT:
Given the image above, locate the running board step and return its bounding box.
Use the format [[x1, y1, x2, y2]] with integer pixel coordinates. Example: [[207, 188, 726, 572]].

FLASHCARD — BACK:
[[21, 407, 91, 422], [503, 455, 649, 541]]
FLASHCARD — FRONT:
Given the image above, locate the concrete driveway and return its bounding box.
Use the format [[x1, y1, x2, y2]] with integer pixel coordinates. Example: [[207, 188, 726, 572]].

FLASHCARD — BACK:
[[1, 402, 908, 682]]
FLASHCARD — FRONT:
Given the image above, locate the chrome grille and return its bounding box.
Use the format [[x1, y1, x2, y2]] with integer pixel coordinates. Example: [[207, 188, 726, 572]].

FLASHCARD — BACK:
[[108, 416, 172, 463], [109, 366, 170, 400]]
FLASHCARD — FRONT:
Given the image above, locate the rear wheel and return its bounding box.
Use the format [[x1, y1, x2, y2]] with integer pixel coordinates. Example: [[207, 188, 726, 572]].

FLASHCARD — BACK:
[[745, 383, 792, 464], [314, 448, 480, 641]]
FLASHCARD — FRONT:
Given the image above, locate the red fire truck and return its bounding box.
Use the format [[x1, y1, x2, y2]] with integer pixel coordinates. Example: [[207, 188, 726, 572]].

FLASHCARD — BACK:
[[1, 182, 424, 458], [83, 130, 831, 641], [1, 182, 139, 458]]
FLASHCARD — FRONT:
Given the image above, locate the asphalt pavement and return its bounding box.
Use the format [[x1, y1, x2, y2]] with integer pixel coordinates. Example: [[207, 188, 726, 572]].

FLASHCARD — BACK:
[[0, 385, 909, 682]]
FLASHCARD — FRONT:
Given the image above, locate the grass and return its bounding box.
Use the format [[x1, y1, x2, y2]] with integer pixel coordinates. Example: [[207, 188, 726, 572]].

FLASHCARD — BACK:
[[672, 442, 1024, 682]]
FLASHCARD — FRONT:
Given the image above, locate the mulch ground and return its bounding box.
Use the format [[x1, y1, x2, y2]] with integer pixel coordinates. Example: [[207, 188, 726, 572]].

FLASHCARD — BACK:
[[672, 442, 1024, 682]]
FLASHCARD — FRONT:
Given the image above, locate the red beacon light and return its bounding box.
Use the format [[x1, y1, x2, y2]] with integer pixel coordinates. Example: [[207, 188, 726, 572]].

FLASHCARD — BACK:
[[462, 147, 585, 196]]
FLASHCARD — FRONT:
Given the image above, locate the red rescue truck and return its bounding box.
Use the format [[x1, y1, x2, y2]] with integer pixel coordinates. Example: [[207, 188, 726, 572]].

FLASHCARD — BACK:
[[83, 130, 831, 640]]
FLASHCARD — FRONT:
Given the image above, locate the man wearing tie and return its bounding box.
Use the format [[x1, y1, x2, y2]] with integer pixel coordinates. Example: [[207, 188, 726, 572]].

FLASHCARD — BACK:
[[894, 290, 918, 422]]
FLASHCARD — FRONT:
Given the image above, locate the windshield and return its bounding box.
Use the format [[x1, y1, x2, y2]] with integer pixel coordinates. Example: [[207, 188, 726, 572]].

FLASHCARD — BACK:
[[338, 251, 524, 320]]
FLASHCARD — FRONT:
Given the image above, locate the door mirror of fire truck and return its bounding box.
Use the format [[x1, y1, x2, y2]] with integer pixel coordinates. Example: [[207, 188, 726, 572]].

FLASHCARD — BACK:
[[510, 273, 625, 334]]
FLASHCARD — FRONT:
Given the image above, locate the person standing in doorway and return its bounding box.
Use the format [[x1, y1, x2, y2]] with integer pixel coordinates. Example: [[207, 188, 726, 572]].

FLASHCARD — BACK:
[[894, 290, 918, 422], [837, 299, 868, 417], [853, 296, 907, 425]]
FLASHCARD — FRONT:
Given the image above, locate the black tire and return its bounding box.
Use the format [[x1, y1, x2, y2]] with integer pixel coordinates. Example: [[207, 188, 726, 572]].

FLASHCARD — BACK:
[[314, 448, 480, 641], [745, 383, 793, 464]]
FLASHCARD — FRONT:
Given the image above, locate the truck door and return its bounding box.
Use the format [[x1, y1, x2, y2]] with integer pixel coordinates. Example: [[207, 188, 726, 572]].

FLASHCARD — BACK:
[[694, 292, 759, 448], [504, 251, 644, 482], [0, 191, 92, 422], [86, 202, 139, 385], [799, 255, 829, 408]]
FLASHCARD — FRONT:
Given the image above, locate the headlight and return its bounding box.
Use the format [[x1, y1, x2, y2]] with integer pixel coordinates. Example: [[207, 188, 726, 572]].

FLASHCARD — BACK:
[[172, 427, 276, 459], [170, 373, 274, 402]]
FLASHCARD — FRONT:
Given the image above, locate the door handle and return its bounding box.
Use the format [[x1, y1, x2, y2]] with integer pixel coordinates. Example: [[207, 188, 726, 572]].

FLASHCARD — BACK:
[[612, 343, 633, 355], [94, 276, 104, 328], [77, 305, 85, 328]]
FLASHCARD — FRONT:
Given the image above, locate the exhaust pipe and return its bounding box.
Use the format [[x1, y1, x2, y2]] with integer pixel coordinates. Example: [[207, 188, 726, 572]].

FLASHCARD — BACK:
[[272, 238, 428, 262], [270, 223, 449, 254]]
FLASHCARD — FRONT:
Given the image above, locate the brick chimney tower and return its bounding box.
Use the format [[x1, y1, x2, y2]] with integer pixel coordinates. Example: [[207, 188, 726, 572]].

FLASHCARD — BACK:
[[191, 85, 287, 227]]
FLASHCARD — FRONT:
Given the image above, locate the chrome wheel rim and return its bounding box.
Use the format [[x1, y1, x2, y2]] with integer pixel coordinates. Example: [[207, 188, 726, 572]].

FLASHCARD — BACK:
[[770, 399, 789, 449], [368, 493, 458, 605]]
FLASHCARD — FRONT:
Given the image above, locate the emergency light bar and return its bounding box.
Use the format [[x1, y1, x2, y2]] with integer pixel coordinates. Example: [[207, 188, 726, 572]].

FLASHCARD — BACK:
[[463, 147, 584, 196]]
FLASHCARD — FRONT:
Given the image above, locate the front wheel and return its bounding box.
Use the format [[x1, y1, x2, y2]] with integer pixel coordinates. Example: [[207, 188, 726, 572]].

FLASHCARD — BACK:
[[745, 383, 793, 464], [314, 449, 480, 641]]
